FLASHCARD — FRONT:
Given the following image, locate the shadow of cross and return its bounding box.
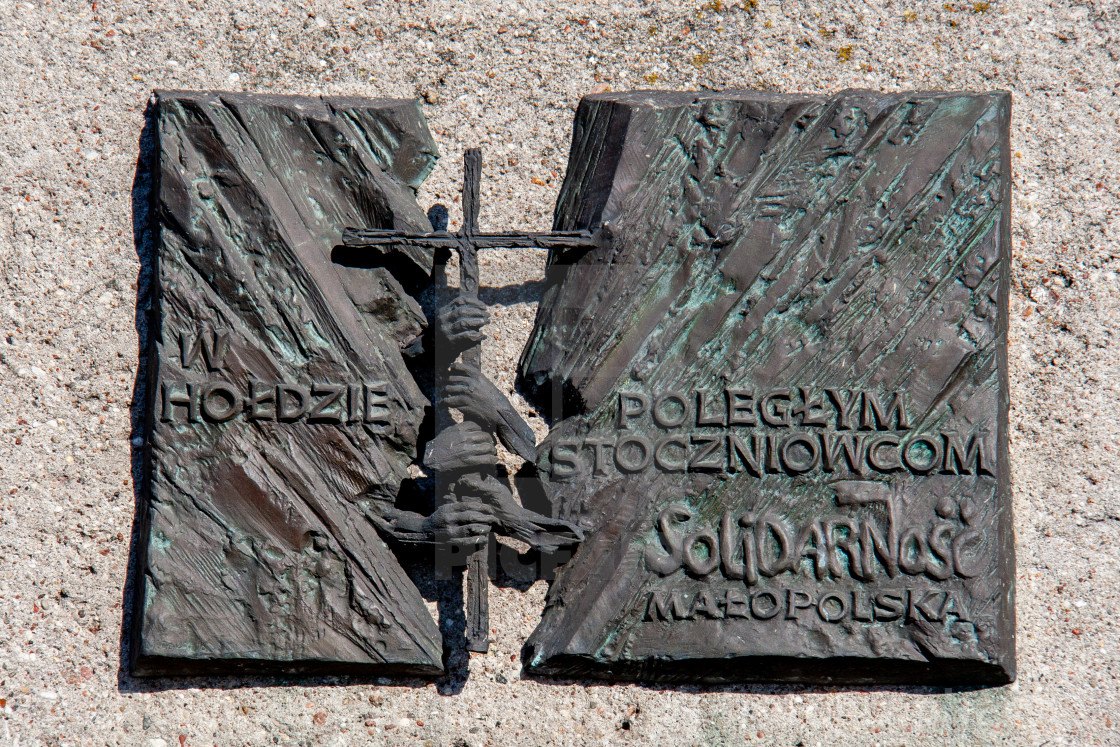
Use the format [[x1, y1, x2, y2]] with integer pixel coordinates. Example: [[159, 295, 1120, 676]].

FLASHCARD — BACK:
[[340, 148, 598, 653]]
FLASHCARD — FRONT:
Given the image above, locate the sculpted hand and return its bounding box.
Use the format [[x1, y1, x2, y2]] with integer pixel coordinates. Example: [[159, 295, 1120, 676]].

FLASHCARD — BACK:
[[455, 473, 519, 515], [445, 362, 537, 461], [455, 473, 584, 552], [437, 296, 489, 353], [421, 501, 496, 549], [423, 421, 497, 473]]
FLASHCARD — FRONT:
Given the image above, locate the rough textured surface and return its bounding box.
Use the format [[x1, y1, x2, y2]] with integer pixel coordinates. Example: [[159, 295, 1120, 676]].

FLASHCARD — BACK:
[[0, 0, 1118, 744], [135, 91, 443, 675], [521, 89, 1014, 684]]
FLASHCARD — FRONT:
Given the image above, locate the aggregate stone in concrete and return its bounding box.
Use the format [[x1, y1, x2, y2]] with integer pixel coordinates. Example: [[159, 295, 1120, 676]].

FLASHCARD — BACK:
[[0, 0, 1117, 745]]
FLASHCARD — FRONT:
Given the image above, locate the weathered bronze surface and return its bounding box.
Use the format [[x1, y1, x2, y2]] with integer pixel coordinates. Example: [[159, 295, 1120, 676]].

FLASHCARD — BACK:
[[133, 91, 584, 675], [133, 91, 449, 675], [135, 88, 1013, 685], [519, 90, 1015, 684]]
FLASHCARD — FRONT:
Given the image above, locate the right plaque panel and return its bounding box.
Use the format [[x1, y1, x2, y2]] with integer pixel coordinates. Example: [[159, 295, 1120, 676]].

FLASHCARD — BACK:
[[520, 89, 1014, 685]]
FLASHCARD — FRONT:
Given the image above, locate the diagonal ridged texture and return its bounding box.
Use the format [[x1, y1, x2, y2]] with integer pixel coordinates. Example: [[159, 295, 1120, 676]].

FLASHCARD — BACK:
[[133, 91, 443, 676], [520, 89, 1013, 684]]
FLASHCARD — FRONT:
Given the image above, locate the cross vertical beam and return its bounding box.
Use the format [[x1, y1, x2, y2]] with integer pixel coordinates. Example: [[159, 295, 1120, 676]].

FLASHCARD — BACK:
[[458, 148, 482, 368], [458, 148, 487, 652]]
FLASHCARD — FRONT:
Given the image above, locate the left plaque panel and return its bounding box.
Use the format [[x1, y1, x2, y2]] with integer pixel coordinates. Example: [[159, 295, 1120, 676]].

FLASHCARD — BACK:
[[132, 91, 444, 676]]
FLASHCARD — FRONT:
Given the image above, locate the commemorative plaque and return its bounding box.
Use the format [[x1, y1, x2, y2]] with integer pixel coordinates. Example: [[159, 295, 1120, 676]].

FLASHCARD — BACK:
[[520, 89, 1014, 684], [133, 88, 1013, 685], [132, 91, 446, 675], [133, 91, 583, 675]]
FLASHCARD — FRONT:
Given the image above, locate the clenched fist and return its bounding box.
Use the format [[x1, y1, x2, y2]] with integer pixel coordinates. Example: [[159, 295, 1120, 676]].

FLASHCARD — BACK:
[[436, 296, 489, 354], [445, 362, 537, 461], [421, 501, 495, 549], [423, 421, 497, 473]]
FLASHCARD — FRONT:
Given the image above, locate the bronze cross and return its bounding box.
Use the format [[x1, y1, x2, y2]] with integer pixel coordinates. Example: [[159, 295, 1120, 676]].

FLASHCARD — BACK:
[[342, 148, 598, 652]]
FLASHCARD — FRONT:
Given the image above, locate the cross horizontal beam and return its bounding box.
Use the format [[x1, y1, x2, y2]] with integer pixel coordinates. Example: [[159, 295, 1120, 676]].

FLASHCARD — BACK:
[[341, 228, 600, 252]]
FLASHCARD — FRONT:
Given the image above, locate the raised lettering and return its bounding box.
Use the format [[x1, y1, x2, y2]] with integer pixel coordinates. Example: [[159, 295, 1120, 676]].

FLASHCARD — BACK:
[[618, 392, 650, 429], [726, 388, 756, 425], [909, 590, 945, 622], [682, 530, 720, 576], [860, 391, 910, 430], [364, 381, 390, 425], [277, 385, 309, 421], [727, 433, 762, 476], [645, 504, 691, 575], [897, 526, 928, 575], [851, 590, 873, 621], [942, 432, 995, 476], [310, 384, 346, 423], [867, 435, 902, 473], [793, 387, 830, 427], [927, 521, 955, 580], [780, 434, 820, 473], [347, 384, 362, 423], [652, 391, 688, 428], [739, 514, 760, 585], [160, 381, 197, 423], [646, 590, 689, 621], [179, 330, 231, 371], [903, 435, 942, 473], [750, 590, 781, 619], [765, 434, 782, 473], [952, 529, 984, 578], [825, 516, 863, 579], [861, 518, 899, 579], [760, 389, 793, 427], [583, 437, 614, 476], [873, 592, 904, 621], [696, 389, 726, 426], [724, 588, 750, 618], [689, 434, 724, 471], [785, 589, 813, 620], [756, 515, 794, 577], [550, 440, 580, 478], [200, 382, 242, 423], [826, 388, 860, 430], [793, 520, 828, 579], [822, 433, 867, 475], [719, 510, 744, 580], [246, 380, 275, 420], [689, 589, 723, 618], [818, 592, 848, 622], [654, 436, 688, 472], [615, 435, 652, 473]]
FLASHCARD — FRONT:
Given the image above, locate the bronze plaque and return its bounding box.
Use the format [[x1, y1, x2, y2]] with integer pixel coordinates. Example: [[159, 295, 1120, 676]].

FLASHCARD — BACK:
[[520, 90, 1014, 685], [134, 91, 446, 675], [134, 89, 1014, 685]]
